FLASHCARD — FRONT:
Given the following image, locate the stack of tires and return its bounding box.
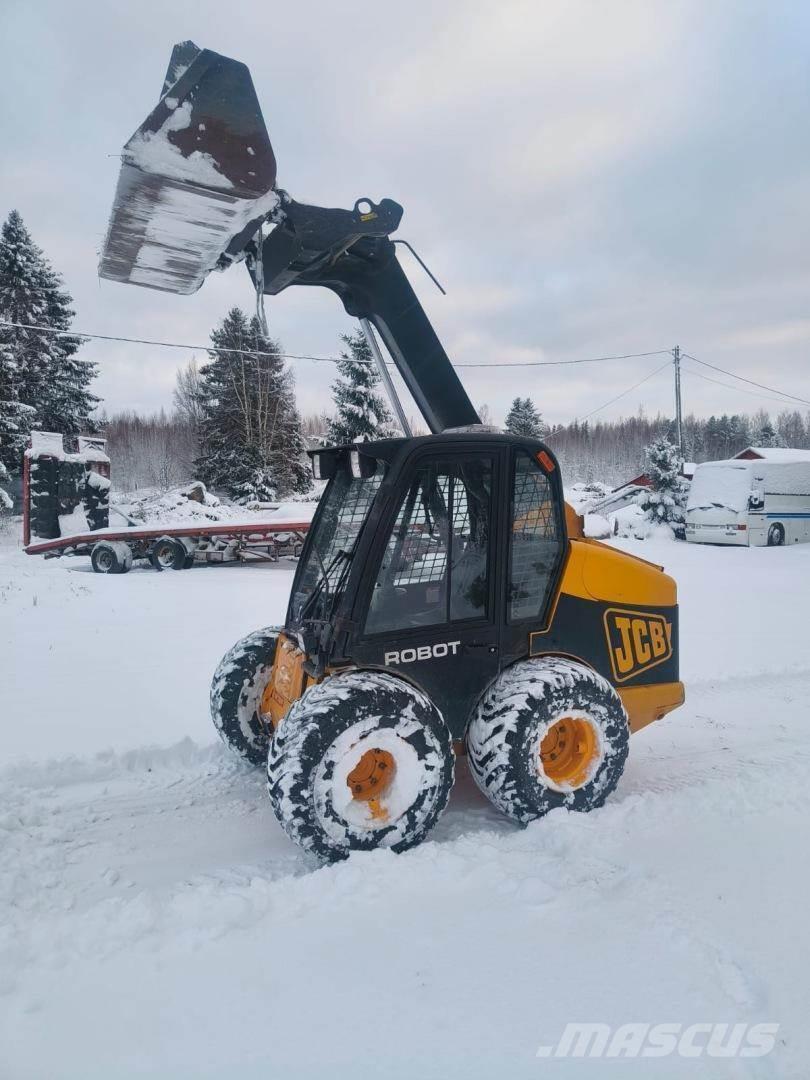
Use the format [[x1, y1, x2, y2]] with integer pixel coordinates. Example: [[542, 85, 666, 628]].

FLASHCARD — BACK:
[[83, 471, 110, 531], [57, 458, 85, 515], [28, 455, 60, 540]]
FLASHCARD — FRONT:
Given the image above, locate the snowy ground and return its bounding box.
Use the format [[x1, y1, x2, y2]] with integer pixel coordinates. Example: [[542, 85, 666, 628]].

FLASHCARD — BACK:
[[1, 526, 809, 1078]]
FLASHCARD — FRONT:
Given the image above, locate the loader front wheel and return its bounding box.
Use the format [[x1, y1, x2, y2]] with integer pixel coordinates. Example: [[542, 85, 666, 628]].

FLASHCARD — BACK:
[[210, 626, 281, 766], [467, 657, 629, 824], [267, 671, 454, 862]]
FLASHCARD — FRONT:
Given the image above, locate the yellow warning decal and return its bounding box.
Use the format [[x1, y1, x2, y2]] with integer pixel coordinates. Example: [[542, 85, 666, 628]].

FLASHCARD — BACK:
[[603, 608, 673, 683]]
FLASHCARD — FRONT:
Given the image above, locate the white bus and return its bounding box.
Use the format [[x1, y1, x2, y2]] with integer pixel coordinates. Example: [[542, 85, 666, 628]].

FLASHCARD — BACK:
[[685, 453, 810, 546]]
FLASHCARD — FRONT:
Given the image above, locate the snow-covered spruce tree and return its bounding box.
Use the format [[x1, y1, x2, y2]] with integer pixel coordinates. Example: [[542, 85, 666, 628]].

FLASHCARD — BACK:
[[0, 330, 36, 472], [0, 210, 98, 438], [327, 328, 394, 444], [753, 415, 783, 449], [0, 459, 13, 512], [195, 308, 311, 503], [637, 436, 687, 527], [504, 396, 545, 438]]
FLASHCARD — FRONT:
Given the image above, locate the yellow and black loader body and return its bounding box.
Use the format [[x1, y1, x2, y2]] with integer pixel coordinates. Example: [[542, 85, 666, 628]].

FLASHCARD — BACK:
[[264, 433, 683, 742]]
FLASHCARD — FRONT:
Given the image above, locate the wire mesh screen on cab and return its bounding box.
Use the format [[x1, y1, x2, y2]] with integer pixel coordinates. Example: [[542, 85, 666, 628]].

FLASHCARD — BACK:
[[509, 452, 562, 621]]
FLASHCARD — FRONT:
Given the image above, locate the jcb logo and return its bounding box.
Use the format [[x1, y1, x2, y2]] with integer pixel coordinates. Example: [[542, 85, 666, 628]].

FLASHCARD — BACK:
[[603, 608, 672, 682]]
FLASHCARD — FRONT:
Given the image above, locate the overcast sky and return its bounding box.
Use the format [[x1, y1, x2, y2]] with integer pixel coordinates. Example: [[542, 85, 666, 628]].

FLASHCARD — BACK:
[[2, 0, 809, 428]]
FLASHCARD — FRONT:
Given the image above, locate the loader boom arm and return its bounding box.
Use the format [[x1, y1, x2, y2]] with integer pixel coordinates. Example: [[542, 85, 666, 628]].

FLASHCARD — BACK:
[[252, 195, 479, 434]]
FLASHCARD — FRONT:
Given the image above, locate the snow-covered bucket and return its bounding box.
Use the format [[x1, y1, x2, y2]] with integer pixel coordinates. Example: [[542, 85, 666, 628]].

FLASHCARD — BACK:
[[99, 41, 277, 295]]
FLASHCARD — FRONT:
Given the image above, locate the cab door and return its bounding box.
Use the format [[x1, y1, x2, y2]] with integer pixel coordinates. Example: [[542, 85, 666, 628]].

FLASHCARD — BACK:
[[349, 450, 502, 738]]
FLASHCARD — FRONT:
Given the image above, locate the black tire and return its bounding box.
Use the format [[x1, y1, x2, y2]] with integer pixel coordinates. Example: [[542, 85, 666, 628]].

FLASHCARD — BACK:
[[267, 670, 454, 862], [210, 626, 281, 766], [90, 541, 132, 574], [467, 657, 629, 824], [30, 493, 59, 509], [767, 523, 785, 547], [148, 536, 187, 571]]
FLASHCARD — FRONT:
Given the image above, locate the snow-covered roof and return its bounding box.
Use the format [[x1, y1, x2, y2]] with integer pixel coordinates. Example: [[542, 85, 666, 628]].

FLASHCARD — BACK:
[[26, 431, 110, 464], [734, 446, 810, 463], [28, 431, 65, 457]]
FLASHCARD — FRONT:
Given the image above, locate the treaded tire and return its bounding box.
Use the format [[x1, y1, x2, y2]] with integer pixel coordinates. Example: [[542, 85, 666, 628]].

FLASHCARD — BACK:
[[210, 626, 281, 766], [91, 541, 132, 574], [149, 536, 187, 571], [267, 670, 454, 862], [467, 657, 629, 824], [767, 523, 785, 547]]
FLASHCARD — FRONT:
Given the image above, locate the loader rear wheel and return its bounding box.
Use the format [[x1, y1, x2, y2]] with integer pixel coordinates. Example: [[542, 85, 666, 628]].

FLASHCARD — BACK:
[[210, 626, 281, 766], [267, 671, 454, 862], [467, 657, 629, 824]]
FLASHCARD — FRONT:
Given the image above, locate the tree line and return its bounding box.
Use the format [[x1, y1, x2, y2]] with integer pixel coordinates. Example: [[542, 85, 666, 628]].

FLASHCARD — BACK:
[[4, 209, 809, 507], [502, 398, 810, 485]]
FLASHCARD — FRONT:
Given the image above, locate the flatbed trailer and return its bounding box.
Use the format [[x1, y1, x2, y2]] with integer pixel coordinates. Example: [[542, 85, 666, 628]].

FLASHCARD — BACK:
[[24, 517, 312, 573], [21, 430, 313, 574]]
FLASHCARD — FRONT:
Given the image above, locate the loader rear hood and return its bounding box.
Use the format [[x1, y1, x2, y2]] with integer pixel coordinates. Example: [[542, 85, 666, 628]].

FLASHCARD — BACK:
[[569, 539, 677, 608]]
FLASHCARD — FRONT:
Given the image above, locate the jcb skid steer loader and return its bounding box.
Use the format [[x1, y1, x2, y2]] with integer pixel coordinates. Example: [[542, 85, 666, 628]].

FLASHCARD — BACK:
[[101, 42, 684, 861]]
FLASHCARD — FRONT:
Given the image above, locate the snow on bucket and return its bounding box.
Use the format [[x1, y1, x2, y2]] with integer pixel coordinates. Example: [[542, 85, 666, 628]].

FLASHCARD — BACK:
[[99, 41, 278, 294]]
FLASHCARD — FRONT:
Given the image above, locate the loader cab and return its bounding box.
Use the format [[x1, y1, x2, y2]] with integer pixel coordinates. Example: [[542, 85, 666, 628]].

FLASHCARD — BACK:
[[289, 433, 567, 738]]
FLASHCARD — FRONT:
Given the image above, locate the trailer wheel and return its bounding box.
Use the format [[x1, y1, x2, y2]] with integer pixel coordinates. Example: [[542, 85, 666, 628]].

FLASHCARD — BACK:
[[767, 523, 785, 546], [210, 626, 282, 766], [90, 541, 133, 574], [467, 657, 629, 824], [149, 536, 187, 571], [267, 671, 454, 862]]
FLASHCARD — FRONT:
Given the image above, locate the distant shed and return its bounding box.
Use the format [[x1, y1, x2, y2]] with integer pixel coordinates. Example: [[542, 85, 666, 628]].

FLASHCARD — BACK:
[[734, 446, 810, 463]]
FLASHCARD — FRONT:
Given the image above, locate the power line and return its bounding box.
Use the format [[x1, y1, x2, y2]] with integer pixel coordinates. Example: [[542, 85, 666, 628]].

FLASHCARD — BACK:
[[0, 320, 344, 365], [682, 363, 807, 409], [460, 349, 672, 369], [6, 309, 806, 413], [0, 319, 669, 370], [681, 351, 810, 408], [545, 360, 671, 439]]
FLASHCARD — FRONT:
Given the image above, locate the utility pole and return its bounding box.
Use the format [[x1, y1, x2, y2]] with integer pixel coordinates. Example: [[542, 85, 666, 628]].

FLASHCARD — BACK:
[[673, 344, 684, 461]]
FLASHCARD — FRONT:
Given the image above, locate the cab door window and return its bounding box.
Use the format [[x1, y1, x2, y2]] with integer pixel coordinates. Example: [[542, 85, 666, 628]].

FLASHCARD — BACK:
[[509, 452, 563, 622], [365, 458, 492, 635]]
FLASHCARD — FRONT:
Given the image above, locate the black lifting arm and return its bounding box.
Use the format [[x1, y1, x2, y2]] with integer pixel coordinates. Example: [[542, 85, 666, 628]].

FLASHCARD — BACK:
[[247, 195, 480, 435]]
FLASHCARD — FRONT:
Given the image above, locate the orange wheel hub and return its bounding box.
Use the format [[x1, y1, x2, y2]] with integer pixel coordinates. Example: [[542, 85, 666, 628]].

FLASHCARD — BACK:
[[347, 748, 396, 817], [540, 716, 599, 789]]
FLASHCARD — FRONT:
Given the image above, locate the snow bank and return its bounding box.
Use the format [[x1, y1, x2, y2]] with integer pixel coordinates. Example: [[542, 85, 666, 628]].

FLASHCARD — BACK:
[[111, 484, 318, 530], [565, 481, 611, 515], [583, 512, 611, 538], [3, 535, 810, 1076]]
